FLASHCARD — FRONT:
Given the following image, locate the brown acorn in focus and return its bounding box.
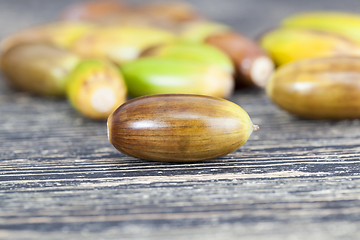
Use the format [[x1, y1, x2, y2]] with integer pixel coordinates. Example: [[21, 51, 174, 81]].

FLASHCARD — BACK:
[[107, 94, 259, 162]]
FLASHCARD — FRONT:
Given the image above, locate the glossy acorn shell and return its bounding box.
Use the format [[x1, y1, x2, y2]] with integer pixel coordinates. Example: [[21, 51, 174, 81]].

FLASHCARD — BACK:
[[107, 94, 258, 162], [266, 56, 360, 119]]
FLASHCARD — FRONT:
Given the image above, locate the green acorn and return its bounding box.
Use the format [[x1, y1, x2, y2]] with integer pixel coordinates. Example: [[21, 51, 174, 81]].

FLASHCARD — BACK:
[[66, 59, 127, 120], [142, 42, 234, 74], [121, 57, 234, 98]]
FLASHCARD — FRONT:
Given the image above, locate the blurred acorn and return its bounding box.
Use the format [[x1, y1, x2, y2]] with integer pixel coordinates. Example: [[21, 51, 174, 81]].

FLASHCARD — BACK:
[[141, 41, 234, 74], [267, 56, 360, 119], [120, 57, 234, 98], [259, 27, 360, 66], [180, 21, 230, 42], [205, 31, 274, 88], [0, 43, 80, 96], [282, 11, 360, 44], [181, 21, 274, 88], [66, 59, 127, 120], [0, 21, 95, 53], [70, 26, 176, 64]]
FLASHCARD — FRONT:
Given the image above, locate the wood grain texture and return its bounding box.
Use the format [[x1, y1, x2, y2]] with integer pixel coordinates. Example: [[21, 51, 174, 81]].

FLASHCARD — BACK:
[[1, 0, 360, 240]]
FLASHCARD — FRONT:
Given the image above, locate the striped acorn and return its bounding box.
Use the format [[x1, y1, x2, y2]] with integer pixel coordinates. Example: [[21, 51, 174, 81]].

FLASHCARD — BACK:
[[266, 56, 360, 119], [107, 94, 259, 162]]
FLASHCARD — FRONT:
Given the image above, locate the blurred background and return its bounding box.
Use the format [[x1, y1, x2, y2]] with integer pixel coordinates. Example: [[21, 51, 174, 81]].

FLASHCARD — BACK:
[[2, 0, 360, 39]]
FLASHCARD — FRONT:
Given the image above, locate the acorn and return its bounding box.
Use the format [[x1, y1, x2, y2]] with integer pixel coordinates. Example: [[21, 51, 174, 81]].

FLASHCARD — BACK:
[[180, 21, 230, 42], [0, 21, 94, 53], [266, 56, 360, 119], [66, 59, 127, 120], [0, 43, 80, 96], [281, 11, 360, 45], [259, 27, 360, 66], [180, 21, 274, 87], [141, 41, 235, 74], [70, 26, 176, 64], [206, 31, 274, 88], [120, 57, 234, 98], [107, 94, 259, 162]]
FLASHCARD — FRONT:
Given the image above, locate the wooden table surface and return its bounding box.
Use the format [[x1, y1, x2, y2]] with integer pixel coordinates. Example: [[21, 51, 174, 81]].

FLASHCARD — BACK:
[[1, 0, 360, 239]]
